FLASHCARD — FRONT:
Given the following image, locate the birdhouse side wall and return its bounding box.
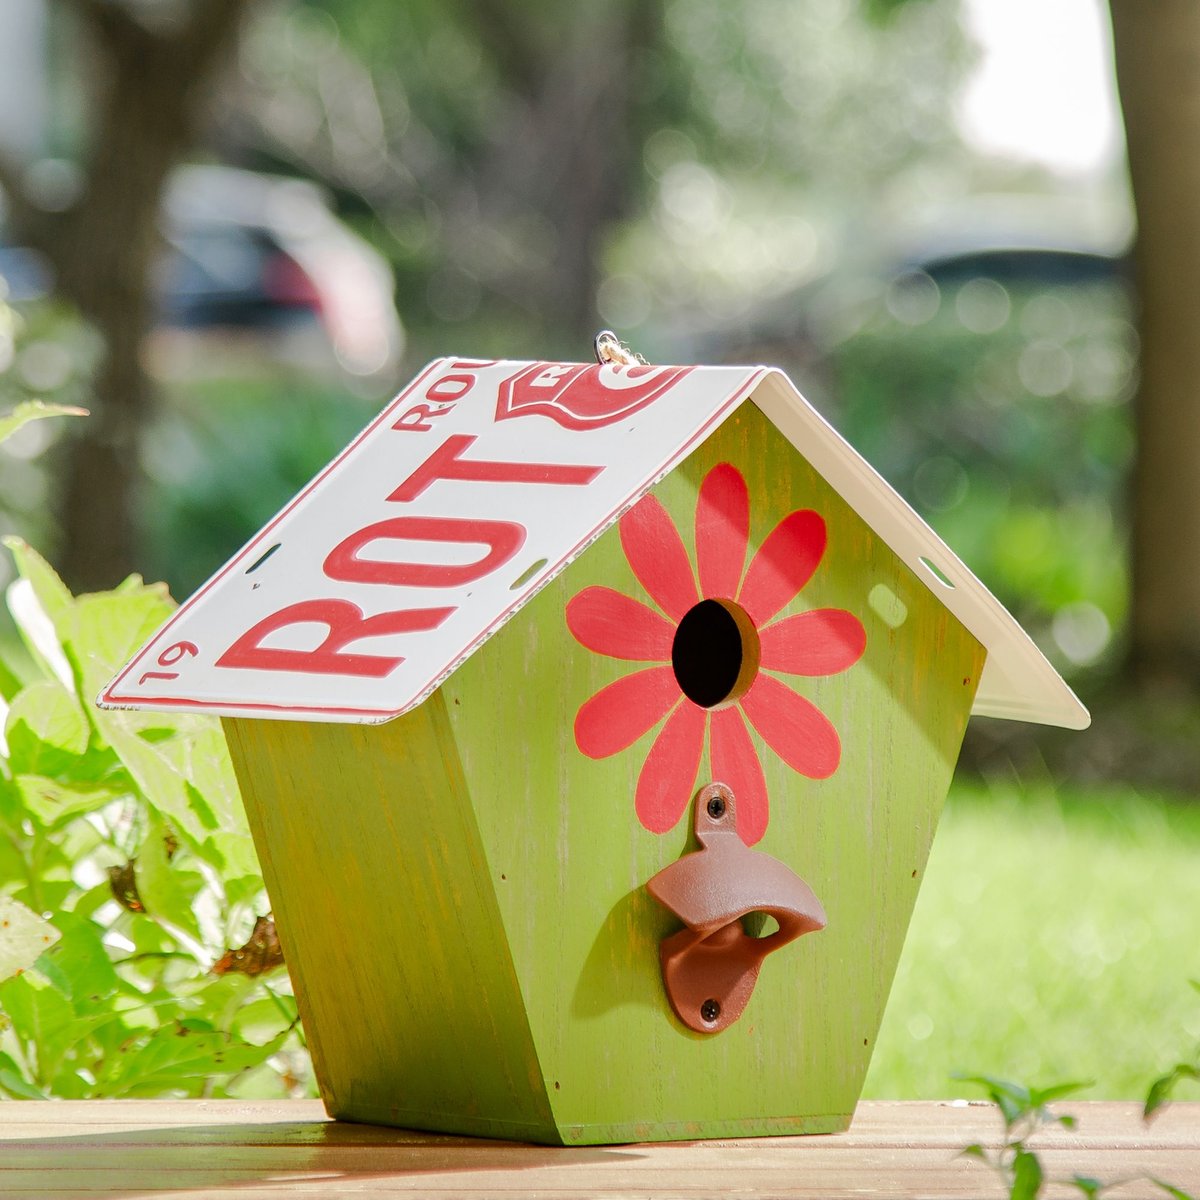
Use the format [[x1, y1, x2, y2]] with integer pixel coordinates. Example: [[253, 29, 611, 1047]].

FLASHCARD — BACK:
[[443, 400, 986, 1142], [223, 697, 557, 1140]]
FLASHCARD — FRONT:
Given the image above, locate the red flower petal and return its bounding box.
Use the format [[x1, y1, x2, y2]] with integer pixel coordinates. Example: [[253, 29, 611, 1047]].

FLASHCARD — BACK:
[[710, 707, 769, 845], [574, 666, 680, 759], [695, 462, 749, 600], [738, 510, 827, 626], [740, 674, 841, 779], [566, 586, 676, 662], [759, 609, 867, 676], [635, 701, 707, 834], [619, 494, 699, 621]]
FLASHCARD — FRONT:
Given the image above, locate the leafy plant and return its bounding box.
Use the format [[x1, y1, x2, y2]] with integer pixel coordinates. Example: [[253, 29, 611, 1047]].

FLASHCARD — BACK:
[[0, 405, 309, 1098], [0, 292, 102, 557], [957, 1074, 1092, 1200], [957, 1073, 1196, 1200], [1145, 981, 1200, 1120], [0, 401, 88, 447]]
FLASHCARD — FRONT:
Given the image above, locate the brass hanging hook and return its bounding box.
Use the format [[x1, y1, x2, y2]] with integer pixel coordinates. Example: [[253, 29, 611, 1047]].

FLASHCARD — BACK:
[[593, 329, 648, 367]]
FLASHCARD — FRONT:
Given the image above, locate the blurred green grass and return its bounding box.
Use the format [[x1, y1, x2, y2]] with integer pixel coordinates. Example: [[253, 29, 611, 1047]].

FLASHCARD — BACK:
[[864, 779, 1200, 1100]]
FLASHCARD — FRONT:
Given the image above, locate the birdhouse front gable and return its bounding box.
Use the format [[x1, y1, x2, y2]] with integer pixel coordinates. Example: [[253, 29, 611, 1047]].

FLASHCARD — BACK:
[[432, 403, 991, 1141], [99, 356, 1086, 734]]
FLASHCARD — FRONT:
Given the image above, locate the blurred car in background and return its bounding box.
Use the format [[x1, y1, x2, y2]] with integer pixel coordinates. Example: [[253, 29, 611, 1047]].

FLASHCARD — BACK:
[[0, 164, 404, 379], [911, 245, 1124, 290], [663, 199, 1130, 372], [0, 244, 47, 303]]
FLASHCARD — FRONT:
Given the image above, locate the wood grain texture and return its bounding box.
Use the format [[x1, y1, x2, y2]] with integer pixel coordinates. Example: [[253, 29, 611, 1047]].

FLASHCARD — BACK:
[[2, 1100, 1197, 1198], [224, 402, 987, 1144]]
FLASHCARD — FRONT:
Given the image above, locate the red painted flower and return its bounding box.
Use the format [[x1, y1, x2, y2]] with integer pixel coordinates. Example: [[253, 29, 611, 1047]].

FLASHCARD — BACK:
[[567, 463, 866, 846]]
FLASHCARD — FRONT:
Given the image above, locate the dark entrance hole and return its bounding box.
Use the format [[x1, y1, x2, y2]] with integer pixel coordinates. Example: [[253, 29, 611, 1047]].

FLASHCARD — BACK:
[[671, 598, 759, 709]]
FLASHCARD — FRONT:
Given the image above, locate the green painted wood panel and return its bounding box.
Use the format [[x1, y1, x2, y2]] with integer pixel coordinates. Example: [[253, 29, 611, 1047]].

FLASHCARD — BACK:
[[443, 401, 986, 1142], [223, 697, 557, 1141]]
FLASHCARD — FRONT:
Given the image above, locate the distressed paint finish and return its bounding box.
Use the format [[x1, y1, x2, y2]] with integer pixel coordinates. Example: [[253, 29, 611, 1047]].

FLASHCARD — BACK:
[[226, 400, 985, 1145]]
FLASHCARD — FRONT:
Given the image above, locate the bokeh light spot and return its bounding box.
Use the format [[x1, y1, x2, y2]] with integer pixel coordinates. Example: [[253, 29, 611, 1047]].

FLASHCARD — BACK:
[[886, 271, 940, 326]]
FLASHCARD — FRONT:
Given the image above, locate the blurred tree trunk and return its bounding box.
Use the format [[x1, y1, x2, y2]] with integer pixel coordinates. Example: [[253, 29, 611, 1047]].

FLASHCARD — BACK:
[[467, 2, 659, 337], [1109, 1, 1200, 691], [0, 0, 249, 591]]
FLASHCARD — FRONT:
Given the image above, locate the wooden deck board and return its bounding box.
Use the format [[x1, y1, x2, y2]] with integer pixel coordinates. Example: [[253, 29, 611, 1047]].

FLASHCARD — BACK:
[[2, 1101, 1197, 1199]]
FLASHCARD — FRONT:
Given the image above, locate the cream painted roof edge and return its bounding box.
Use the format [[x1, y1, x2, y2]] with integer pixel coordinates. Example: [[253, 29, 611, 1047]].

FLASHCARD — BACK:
[[750, 369, 1090, 731]]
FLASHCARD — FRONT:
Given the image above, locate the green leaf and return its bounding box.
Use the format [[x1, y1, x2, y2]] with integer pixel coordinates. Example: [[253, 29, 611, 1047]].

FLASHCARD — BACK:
[[0, 654, 24, 704], [955, 1073, 1030, 1105], [60, 582, 254, 863], [35, 911, 119, 1008], [93, 711, 252, 872], [1029, 1080, 1091, 1107], [1070, 1175, 1103, 1199], [0, 1051, 45, 1099], [1146, 1075, 1174, 1120], [231, 994, 298, 1045], [3, 680, 90, 777], [47, 1062, 93, 1099], [0, 402, 87, 447], [959, 1142, 986, 1160], [0, 972, 75, 1076], [135, 813, 205, 946], [1146, 1065, 1200, 1119], [0, 895, 62, 981], [105, 1021, 288, 1096], [91, 719, 206, 850], [5, 578, 74, 692], [0, 826, 28, 889], [954, 1073, 1031, 1127], [72, 880, 118, 922], [13, 775, 124, 830], [62, 584, 175, 705], [3, 540, 73, 630], [1011, 1148, 1044, 1200], [1152, 1181, 1197, 1200], [862, 0, 918, 25], [224, 874, 268, 911], [0, 775, 26, 828]]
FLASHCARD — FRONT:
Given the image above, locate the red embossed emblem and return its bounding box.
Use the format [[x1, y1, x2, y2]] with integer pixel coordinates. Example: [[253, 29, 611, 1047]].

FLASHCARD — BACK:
[[496, 362, 693, 431]]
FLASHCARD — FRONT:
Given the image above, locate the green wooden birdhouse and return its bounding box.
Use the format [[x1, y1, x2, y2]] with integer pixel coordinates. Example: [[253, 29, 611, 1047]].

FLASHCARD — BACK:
[[100, 344, 1088, 1145]]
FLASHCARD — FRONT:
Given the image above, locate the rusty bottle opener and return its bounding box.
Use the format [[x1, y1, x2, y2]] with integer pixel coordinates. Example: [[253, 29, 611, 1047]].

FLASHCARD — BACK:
[[646, 783, 827, 1034]]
